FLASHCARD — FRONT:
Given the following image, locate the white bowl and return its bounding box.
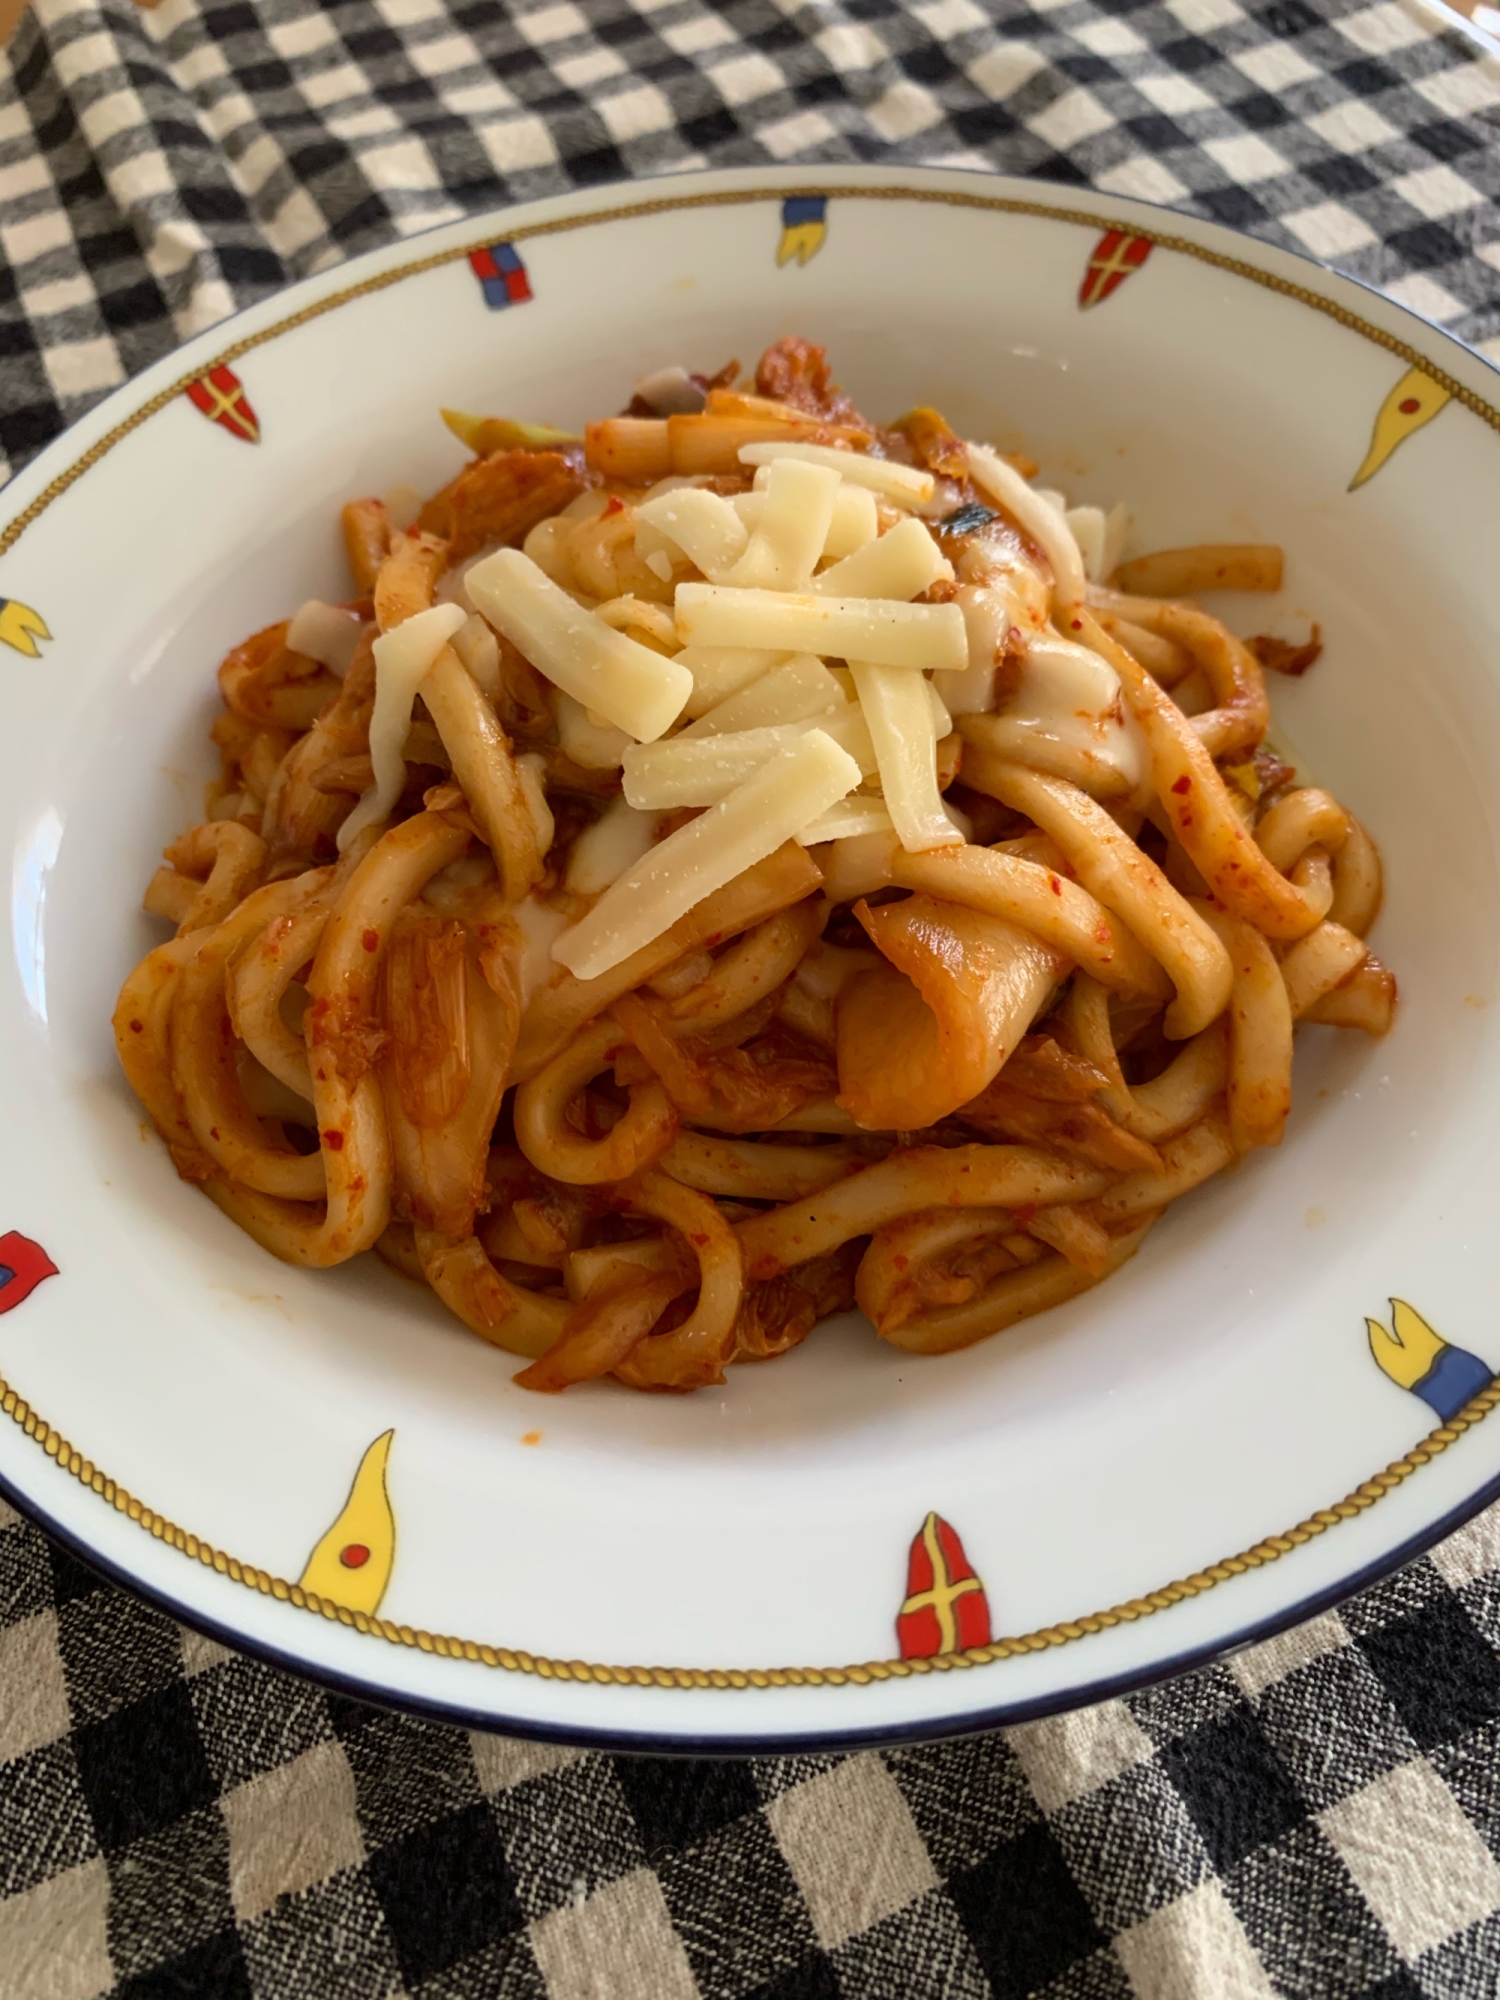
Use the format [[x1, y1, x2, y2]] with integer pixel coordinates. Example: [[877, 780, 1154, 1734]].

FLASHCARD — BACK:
[[3, 164, 1499, 1751]]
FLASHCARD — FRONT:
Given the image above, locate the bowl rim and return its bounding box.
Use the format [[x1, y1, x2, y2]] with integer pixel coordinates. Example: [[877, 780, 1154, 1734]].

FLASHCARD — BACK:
[[3, 159, 1498, 1750]]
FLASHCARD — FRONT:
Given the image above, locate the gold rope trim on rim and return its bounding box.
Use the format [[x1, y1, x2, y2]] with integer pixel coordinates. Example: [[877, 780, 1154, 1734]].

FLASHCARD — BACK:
[[3, 182, 1499, 565], [5, 1361, 1497, 1687]]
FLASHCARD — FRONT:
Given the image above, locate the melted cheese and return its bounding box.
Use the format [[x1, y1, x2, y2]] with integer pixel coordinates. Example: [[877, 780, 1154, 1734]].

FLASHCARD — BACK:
[[565, 797, 660, 896], [286, 600, 364, 676], [452, 612, 500, 698], [512, 896, 574, 1005], [966, 443, 1087, 611], [555, 690, 631, 771], [337, 604, 466, 851], [985, 633, 1150, 795]]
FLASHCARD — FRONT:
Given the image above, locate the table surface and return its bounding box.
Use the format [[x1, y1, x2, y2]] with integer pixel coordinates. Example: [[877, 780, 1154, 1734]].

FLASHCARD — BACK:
[[3, 0, 1500, 1993]]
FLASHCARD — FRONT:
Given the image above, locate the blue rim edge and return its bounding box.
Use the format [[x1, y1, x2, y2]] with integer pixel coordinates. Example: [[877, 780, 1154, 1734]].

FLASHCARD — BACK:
[[5, 1446, 1500, 1758], [2, 163, 1499, 1754]]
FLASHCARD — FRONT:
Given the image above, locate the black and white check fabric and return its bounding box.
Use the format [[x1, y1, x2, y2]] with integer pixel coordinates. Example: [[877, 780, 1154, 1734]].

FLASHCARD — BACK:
[[5, 0, 1500, 1991], [8, 1489, 1500, 1996], [2, 0, 1500, 489]]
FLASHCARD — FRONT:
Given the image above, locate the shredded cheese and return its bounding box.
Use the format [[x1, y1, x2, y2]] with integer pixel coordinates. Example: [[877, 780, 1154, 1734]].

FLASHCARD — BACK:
[[797, 797, 895, 844], [736, 483, 878, 562], [850, 658, 963, 853], [966, 443, 1087, 612], [634, 487, 748, 584], [466, 548, 691, 741], [676, 643, 789, 718], [286, 600, 364, 676], [811, 516, 952, 601], [624, 708, 877, 809], [739, 441, 935, 507], [679, 654, 846, 739], [726, 457, 841, 591], [553, 731, 862, 980], [674, 585, 968, 673], [337, 604, 467, 851]]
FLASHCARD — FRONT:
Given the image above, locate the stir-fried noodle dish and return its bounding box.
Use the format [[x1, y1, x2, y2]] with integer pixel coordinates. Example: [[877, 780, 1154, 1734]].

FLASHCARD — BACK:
[[115, 338, 1395, 1394]]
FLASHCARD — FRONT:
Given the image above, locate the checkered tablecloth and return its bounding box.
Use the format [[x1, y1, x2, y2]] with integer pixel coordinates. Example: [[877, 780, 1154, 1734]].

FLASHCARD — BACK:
[[4, 0, 1500, 1993]]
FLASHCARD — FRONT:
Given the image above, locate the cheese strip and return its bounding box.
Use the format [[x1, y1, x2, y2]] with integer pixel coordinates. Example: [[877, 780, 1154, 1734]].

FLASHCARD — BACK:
[[624, 709, 878, 808], [625, 726, 810, 809], [739, 440, 935, 506], [675, 585, 968, 673], [736, 484, 878, 561], [966, 443, 1086, 612], [851, 658, 963, 852], [466, 548, 691, 741], [287, 599, 364, 675], [811, 516, 953, 601], [553, 731, 862, 980], [679, 654, 846, 738], [337, 602, 466, 850], [634, 487, 748, 584], [798, 797, 895, 844], [676, 644, 789, 719], [726, 458, 841, 591]]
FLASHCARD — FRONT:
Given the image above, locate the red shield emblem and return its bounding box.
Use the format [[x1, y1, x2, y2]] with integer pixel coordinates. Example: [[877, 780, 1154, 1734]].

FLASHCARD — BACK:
[[1079, 230, 1152, 310], [897, 1512, 991, 1659], [0, 1232, 58, 1314], [186, 365, 260, 443]]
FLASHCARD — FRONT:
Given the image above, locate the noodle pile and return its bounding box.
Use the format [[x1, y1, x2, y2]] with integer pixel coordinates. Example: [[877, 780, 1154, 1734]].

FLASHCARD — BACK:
[[114, 337, 1395, 1393]]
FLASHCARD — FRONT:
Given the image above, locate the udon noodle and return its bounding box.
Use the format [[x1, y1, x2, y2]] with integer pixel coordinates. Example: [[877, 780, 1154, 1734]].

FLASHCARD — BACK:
[[115, 338, 1395, 1392]]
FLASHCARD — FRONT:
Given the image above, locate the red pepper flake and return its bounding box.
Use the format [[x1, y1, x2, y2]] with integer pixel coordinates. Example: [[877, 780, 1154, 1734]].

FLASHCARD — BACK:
[[322, 1129, 345, 1151], [1070, 617, 1083, 631], [362, 928, 379, 952], [209, 1127, 220, 1142], [690, 1231, 710, 1246], [1399, 397, 1420, 415], [1013, 1203, 1038, 1228], [339, 1543, 370, 1569], [1171, 775, 1192, 795], [129, 1019, 144, 1034], [603, 495, 625, 517], [893, 1254, 909, 1271], [1049, 875, 1062, 896]]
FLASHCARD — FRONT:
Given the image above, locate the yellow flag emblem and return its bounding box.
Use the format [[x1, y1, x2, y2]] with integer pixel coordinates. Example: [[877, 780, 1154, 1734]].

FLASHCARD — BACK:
[[299, 1430, 396, 1615], [777, 196, 828, 268], [1349, 368, 1451, 490], [0, 598, 51, 658]]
